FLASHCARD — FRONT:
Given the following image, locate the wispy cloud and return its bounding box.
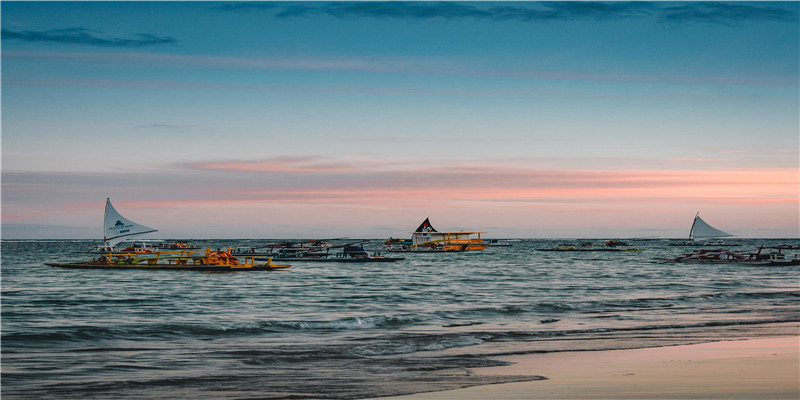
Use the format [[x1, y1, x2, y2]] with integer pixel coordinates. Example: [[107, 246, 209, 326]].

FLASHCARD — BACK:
[[182, 156, 799, 198], [187, 156, 374, 174], [215, 1, 797, 25], [4, 50, 795, 88], [1, 27, 176, 47], [133, 123, 198, 132], [216, 1, 652, 20], [660, 2, 798, 24]]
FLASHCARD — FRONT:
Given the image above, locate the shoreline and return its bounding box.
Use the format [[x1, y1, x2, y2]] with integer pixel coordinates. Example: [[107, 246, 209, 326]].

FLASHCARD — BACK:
[[370, 336, 799, 400]]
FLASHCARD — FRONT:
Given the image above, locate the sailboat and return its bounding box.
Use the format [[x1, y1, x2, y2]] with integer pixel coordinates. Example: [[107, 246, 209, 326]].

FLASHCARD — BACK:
[[671, 212, 737, 246], [99, 198, 158, 252]]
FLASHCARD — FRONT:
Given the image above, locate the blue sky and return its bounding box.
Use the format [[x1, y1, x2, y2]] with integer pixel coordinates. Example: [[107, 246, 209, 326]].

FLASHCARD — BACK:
[[2, 1, 798, 239]]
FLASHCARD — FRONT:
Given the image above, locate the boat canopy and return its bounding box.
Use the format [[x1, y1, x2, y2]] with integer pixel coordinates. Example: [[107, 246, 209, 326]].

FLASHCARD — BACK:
[[689, 213, 733, 240], [415, 217, 438, 233], [104, 198, 157, 248]]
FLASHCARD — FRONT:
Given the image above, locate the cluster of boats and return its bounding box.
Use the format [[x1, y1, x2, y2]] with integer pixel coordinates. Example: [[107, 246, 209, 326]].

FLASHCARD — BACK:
[[46, 200, 495, 271], [44, 200, 799, 271]]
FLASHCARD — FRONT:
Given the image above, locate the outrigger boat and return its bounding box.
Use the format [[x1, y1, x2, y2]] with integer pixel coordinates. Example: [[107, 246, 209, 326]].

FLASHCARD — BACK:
[[230, 240, 332, 257], [671, 212, 738, 246], [330, 244, 404, 262], [383, 218, 488, 252], [670, 246, 800, 265], [538, 240, 643, 252], [257, 244, 404, 263], [47, 248, 291, 271]]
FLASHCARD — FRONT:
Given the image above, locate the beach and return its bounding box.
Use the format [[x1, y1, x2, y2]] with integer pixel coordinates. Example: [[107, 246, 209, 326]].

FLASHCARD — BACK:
[[374, 336, 799, 400]]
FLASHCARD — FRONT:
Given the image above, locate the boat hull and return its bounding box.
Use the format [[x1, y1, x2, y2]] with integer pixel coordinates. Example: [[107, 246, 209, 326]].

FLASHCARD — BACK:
[[538, 248, 643, 252], [45, 262, 291, 271]]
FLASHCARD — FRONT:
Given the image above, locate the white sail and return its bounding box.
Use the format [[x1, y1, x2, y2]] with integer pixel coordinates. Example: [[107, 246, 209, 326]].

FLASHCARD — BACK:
[[689, 213, 733, 240], [104, 198, 157, 248]]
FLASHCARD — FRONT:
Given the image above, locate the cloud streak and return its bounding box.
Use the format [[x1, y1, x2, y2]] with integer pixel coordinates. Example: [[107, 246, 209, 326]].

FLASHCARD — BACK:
[[5, 50, 795, 88], [660, 2, 798, 24], [216, 1, 797, 25], [3, 164, 797, 238], [1, 27, 176, 47], [182, 156, 799, 199]]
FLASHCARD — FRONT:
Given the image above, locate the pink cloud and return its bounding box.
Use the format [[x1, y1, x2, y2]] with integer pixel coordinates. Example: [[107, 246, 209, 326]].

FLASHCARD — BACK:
[[1, 212, 33, 221], [4, 165, 796, 237], [123, 167, 798, 208]]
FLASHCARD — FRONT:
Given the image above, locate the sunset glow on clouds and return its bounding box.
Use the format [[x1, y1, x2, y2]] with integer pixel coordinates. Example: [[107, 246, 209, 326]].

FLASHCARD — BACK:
[[2, 2, 798, 239]]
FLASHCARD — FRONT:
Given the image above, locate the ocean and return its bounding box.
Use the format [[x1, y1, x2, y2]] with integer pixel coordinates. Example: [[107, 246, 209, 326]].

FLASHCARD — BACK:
[[2, 239, 798, 399]]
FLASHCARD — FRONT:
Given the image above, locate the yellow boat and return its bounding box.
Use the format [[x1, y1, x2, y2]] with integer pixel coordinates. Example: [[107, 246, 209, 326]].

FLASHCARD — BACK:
[[386, 218, 488, 252], [46, 248, 291, 271]]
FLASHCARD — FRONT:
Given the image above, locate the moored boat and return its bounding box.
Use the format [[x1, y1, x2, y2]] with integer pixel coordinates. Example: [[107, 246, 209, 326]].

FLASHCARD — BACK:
[[46, 248, 291, 271], [538, 241, 643, 252], [384, 218, 488, 252], [256, 243, 405, 262], [670, 246, 800, 265], [230, 240, 332, 257], [328, 244, 404, 262]]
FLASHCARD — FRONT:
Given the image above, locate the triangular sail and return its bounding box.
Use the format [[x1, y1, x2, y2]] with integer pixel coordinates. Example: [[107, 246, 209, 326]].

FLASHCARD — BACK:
[[415, 217, 437, 233], [104, 198, 157, 248], [689, 214, 732, 240]]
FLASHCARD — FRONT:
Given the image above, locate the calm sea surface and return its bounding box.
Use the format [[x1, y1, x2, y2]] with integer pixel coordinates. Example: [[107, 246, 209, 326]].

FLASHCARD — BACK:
[[2, 239, 798, 399]]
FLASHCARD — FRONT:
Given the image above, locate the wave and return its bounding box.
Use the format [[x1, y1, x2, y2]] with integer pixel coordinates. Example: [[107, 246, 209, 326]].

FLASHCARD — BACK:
[[348, 317, 800, 358], [436, 289, 800, 319], [5, 288, 797, 347], [0, 314, 428, 345]]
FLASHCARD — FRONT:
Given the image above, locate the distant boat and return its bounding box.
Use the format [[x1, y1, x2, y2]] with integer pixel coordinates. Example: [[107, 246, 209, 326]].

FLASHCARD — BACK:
[[487, 239, 512, 247], [671, 212, 738, 246], [669, 246, 800, 265], [327, 244, 404, 262], [231, 239, 333, 258], [258, 244, 405, 263], [94, 198, 158, 252], [385, 218, 488, 252], [538, 241, 643, 252]]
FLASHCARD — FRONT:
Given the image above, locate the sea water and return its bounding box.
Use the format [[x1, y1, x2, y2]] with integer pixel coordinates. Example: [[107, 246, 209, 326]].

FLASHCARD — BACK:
[[2, 239, 798, 399]]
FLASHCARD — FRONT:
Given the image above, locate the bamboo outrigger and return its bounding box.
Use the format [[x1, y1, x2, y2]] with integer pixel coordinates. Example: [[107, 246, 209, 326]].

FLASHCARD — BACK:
[[46, 248, 291, 271], [384, 218, 488, 252]]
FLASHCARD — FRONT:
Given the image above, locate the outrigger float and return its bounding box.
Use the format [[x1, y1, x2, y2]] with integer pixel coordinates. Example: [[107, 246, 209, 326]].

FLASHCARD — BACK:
[[46, 248, 291, 271], [383, 218, 488, 252]]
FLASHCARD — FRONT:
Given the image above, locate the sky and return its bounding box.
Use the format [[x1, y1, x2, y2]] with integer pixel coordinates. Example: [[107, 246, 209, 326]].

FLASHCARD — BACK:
[[2, 1, 798, 239]]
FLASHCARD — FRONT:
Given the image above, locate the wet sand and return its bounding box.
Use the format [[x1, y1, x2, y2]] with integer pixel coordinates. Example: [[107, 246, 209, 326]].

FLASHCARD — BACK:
[[373, 336, 799, 399]]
